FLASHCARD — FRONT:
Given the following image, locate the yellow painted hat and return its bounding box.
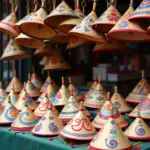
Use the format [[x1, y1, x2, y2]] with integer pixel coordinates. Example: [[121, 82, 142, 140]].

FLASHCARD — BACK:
[[90, 109, 131, 150], [52, 77, 69, 106], [125, 70, 149, 104], [0, 82, 8, 104], [107, 0, 150, 42], [1, 39, 29, 61], [39, 57, 48, 66], [92, 0, 121, 33], [0, 98, 19, 124], [59, 93, 91, 122], [60, 102, 97, 140], [84, 76, 106, 109], [11, 104, 39, 131], [69, 1, 106, 43], [92, 92, 128, 129], [68, 77, 84, 101], [26, 74, 40, 97], [5, 70, 23, 92], [43, 50, 71, 70], [111, 86, 132, 113], [44, 0, 78, 28], [32, 104, 63, 136]]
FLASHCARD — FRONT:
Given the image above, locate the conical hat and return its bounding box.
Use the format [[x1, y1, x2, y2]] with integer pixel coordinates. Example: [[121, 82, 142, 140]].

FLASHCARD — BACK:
[[125, 111, 150, 140], [0, 12, 19, 37], [107, 4, 150, 42], [111, 86, 132, 113], [52, 77, 69, 106], [5, 70, 23, 92], [92, 1, 121, 33], [11, 105, 39, 131], [125, 70, 149, 104], [1, 39, 29, 61], [20, 5, 56, 40], [43, 50, 71, 70], [84, 76, 106, 108], [26, 74, 40, 97], [60, 102, 97, 140], [59, 93, 91, 122], [90, 111, 131, 150], [92, 93, 128, 129], [44, 0, 78, 28], [39, 57, 48, 66], [32, 107, 63, 136], [15, 33, 45, 49], [0, 82, 8, 104], [69, 1, 106, 43]]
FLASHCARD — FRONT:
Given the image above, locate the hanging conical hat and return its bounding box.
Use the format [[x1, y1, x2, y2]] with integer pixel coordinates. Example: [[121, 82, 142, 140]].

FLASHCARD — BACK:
[[68, 77, 84, 101], [111, 86, 132, 113], [59, 93, 91, 122], [39, 57, 48, 66], [5, 70, 23, 92], [43, 50, 71, 70], [125, 70, 149, 104], [125, 110, 150, 140], [0, 82, 8, 104], [1, 39, 29, 61], [92, 1, 121, 33], [107, 2, 150, 42], [11, 104, 39, 131], [15, 33, 45, 49], [26, 74, 40, 97], [44, 0, 78, 28], [69, 1, 106, 43], [20, 2, 56, 40], [32, 105, 63, 136], [0, 12, 19, 37], [60, 102, 97, 140], [52, 77, 69, 106], [84, 76, 106, 109], [92, 92, 128, 129], [0, 97, 19, 124], [90, 109, 131, 150]]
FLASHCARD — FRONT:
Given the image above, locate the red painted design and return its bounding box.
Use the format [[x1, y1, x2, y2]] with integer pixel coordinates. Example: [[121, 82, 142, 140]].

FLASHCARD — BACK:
[[39, 102, 49, 111], [51, 58, 57, 64], [57, 92, 62, 99]]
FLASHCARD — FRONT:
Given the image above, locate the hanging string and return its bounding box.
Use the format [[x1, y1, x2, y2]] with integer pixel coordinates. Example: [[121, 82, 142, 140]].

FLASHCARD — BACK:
[[41, 0, 46, 8], [34, 0, 39, 12], [26, 0, 30, 14], [11, 0, 15, 12], [53, 0, 56, 10], [14, 0, 19, 12], [81, 0, 87, 14]]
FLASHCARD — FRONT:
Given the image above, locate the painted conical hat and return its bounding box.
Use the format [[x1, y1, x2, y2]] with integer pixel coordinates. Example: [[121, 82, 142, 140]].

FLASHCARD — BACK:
[[111, 86, 132, 113], [5, 70, 23, 92], [92, 93, 128, 129], [0, 98, 19, 124], [20, 2, 56, 40], [43, 50, 71, 70], [125, 70, 149, 104], [69, 1, 106, 43], [125, 111, 150, 140], [18, 82, 26, 97], [1, 39, 29, 61], [15, 33, 45, 49], [0, 82, 8, 104], [52, 77, 69, 106], [32, 106, 63, 136], [68, 77, 84, 101], [107, 2, 150, 42], [90, 111, 131, 150], [44, 0, 78, 28], [92, 1, 121, 33], [26, 74, 40, 97], [39, 57, 48, 66], [60, 102, 97, 140], [11, 104, 39, 131], [0, 12, 19, 37], [84, 76, 106, 108]]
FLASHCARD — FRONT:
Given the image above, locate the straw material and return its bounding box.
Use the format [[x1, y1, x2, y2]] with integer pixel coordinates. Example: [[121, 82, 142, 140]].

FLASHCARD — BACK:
[[43, 50, 71, 70], [20, 8, 56, 40], [1, 39, 29, 61], [15, 33, 45, 49], [90, 116, 131, 150], [31, 73, 43, 90], [0, 12, 19, 37], [11, 105, 39, 131], [39, 57, 48, 66], [32, 107, 63, 136], [0, 84, 8, 104], [92, 4, 121, 33], [107, 7, 150, 42], [44, 0, 78, 28]]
